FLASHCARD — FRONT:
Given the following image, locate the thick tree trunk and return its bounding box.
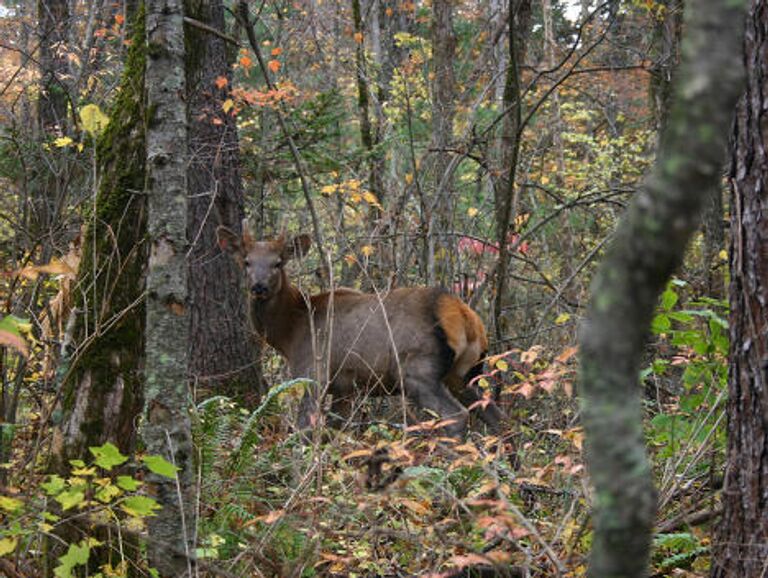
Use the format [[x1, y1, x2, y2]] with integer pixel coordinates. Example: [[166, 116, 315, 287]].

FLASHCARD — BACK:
[[428, 0, 456, 285], [711, 1, 768, 574], [185, 0, 263, 402], [144, 0, 195, 572], [48, 12, 147, 573], [52, 10, 147, 474], [578, 0, 744, 575]]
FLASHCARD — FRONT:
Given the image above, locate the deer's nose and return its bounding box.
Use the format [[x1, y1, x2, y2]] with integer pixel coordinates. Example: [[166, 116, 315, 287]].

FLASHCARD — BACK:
[[251, 283, 269, 298]]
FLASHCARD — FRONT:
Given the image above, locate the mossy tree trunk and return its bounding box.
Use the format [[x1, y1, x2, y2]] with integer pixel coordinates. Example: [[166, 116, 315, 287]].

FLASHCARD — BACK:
[[144, 0, 196, 573], [577, 0, 745, 575], [52, 9, 147, 474], [185, 0, 263, 403], [48, 10, 147, 575], [711, 1, 768, 574]]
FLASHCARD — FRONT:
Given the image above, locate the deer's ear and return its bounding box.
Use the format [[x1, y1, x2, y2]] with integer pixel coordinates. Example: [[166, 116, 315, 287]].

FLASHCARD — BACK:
[[283, 234, 312, 261], [217, 226, 244, 255]]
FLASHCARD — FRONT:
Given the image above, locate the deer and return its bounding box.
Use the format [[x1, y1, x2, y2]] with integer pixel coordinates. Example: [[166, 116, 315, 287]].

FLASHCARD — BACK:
[[217, 227, 506, 438]]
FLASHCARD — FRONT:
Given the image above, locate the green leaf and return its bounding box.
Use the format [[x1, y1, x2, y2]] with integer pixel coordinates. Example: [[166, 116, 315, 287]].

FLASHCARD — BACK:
[[142, 455, 180, 478], [651, 314, 671, 334], [42, 475, 67, 495], [117, 475, 142, 491], [120, 495, 161, 517], [661, 288, 678, 311], [95, 484, 121, 504], [55, 489, 85, 511], [89, 442, 128, 471], [54, 541, 90, 578]]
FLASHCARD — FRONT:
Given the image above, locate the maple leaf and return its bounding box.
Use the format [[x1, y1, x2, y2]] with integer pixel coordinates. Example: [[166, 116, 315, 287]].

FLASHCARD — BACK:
[[214, 76, 228, 89], [268, 60, 281, 73]]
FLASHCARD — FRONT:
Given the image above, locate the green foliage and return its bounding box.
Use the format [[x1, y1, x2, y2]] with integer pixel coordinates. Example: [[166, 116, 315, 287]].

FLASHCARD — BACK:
[[653, 532, 709, 573], [0, 443, 173, 575], [645, 279, 728, 465]]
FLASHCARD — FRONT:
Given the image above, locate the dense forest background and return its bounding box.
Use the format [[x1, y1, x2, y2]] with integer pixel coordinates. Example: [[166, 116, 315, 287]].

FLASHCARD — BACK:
[[0, 0, 763, 576]]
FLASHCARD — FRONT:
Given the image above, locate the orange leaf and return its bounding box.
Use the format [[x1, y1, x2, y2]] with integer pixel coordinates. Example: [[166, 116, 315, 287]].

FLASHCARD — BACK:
[[271, 47, 283, 56], [555, 345, 578, 364], [267, 60, 281, 73], [214, 76, 228, 89], [115, 13, 125, 25], [354, 32, 364, 43], [239, 55, 253, 69]]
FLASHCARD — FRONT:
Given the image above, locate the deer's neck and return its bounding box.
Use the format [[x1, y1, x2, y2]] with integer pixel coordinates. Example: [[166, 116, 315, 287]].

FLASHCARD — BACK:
[[251, 281, 307, 356]]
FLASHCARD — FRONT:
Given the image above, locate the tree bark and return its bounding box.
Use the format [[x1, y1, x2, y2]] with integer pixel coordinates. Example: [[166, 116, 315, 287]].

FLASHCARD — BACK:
[[493, 0, 531, 344], [428, 0, 456, 285], [185, 0, 263, 402], [578, 0, 745, 576], [52, 9, 147, 474], [144, 0, 196, 573], [711, 1, 768, 574]]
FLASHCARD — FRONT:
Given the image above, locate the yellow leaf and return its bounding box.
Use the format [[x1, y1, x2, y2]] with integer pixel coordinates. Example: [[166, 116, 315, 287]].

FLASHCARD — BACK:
[[467, 207, 479, 217], [718, 249, 728, 261], [222, 98, 234, 113], [0, 537, 17, 556], [494, 359, 508, 371], [362, 191, 382, 208], [541, 175, 550, 185], [0, 495, 23, 513], [53, 136, 74, 148], [79, 103, 110, 136], [361, 245, 374, 257], [320, 184, 338, 195], [555, 312, 571, 325], [404, 173, 414, 185]]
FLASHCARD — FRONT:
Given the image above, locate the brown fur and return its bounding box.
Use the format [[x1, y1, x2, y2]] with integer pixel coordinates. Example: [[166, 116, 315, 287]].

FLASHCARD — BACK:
[[217, 228, 505, 437]]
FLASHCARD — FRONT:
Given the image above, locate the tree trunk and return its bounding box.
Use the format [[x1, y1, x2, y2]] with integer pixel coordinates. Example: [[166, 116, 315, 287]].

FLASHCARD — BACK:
[[48, 12, 147, 573], [185, 0, 263, 403], [37, 0, 69, 134], [34, 0, 71, 259], [711, 1, 768, 574], [493, 0, 531, 344], [52, 9, 147, 474], [578, 0, 744, 576], [144, 0, 195, 572], [428, 0, 456, 285]]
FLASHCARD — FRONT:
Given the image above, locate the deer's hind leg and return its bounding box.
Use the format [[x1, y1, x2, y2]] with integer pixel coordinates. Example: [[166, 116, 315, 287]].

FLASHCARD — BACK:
[[403, 363, 469, 438]]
